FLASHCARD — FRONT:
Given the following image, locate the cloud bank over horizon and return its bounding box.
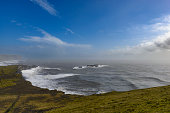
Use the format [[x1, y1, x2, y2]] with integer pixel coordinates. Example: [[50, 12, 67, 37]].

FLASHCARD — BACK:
[[108, 15, 170, 61]]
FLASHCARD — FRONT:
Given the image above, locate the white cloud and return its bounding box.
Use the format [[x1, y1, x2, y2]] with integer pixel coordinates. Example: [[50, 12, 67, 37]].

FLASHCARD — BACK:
[[30, 0, 58, 16], [20, 28, 91, 48], [151, 16, 170, 32], [110, 15, 170, 55], [65, 28, 74, 34]]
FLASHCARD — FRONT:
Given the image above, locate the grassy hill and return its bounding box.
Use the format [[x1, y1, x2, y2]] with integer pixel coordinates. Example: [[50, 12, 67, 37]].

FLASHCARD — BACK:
[[0, 65, 170, 113]]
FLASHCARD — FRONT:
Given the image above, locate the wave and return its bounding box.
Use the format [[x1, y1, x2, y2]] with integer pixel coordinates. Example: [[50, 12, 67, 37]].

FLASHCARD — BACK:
[[21, 66, 42, 78], [44, 74, 79, 80], [96, 91, 106, 94], [43, 67, 61, 70], [73, 64, 108, 70], [55, 87, 85, 95], [21, 66, 79, 93], [73, 66, 87, 70], [126, 76, 170, 90], [139, 77, 168, 83]]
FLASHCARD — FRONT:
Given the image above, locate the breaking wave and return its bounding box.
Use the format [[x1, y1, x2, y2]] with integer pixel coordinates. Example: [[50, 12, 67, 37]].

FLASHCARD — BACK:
[[43, 67, 61, 70], [20, 63, 170, 95], [21, 66, 80, 93], [73, 64, 108, 70]]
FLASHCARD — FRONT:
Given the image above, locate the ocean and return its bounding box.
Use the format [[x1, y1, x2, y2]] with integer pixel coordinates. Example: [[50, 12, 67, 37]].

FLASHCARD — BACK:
[[1, 60, 170, 95]]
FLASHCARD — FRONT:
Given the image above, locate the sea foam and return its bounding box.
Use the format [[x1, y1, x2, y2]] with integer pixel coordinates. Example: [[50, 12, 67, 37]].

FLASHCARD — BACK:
[[73, 64, 108, 70], [21, 66, 79, 92], [43, 67, 61, 70]]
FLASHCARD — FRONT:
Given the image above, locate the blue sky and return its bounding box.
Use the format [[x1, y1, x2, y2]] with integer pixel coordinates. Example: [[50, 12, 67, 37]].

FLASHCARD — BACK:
[[1, 0, 170, 61]]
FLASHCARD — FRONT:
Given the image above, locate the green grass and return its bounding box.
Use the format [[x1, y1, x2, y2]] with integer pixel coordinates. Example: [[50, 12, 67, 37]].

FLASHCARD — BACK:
[[0, 66, 19, 88], [47, 86, 170, 113], [0, 79, 17, 88], [0, 95, 17, 113], [0, 65, 19, 76], [0, 65, 170, 113]]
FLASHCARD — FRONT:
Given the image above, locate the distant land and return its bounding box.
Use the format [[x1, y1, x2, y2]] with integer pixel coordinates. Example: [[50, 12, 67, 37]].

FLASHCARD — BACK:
[[0, 65, 170, 113], [0, 54, 21, 61]]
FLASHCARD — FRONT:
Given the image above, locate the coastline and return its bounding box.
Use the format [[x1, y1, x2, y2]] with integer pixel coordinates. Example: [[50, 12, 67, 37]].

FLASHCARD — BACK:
[[0, 65, 64, 95], [1, 65, 170, 113], [0, 65, 81, 113]]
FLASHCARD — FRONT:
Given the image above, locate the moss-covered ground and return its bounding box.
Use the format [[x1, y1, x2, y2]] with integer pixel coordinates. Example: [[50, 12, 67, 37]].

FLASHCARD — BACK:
[[0, 65, 170, 113]]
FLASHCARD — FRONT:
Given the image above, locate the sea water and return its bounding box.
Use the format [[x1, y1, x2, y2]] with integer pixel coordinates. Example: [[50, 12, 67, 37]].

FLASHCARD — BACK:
[[1, 60, 170, 95]]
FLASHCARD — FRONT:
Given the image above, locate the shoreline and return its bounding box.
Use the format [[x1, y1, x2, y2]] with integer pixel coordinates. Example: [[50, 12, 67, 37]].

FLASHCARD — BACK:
[[1, 64, 170, 95], [0, 65, 64, 95], [18, 64, 169, 96], [1, 65, 170, 112]]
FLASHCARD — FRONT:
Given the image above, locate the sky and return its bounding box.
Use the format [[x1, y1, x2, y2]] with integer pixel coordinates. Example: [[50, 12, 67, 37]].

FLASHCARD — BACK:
[[1, 0, 170, 62]]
